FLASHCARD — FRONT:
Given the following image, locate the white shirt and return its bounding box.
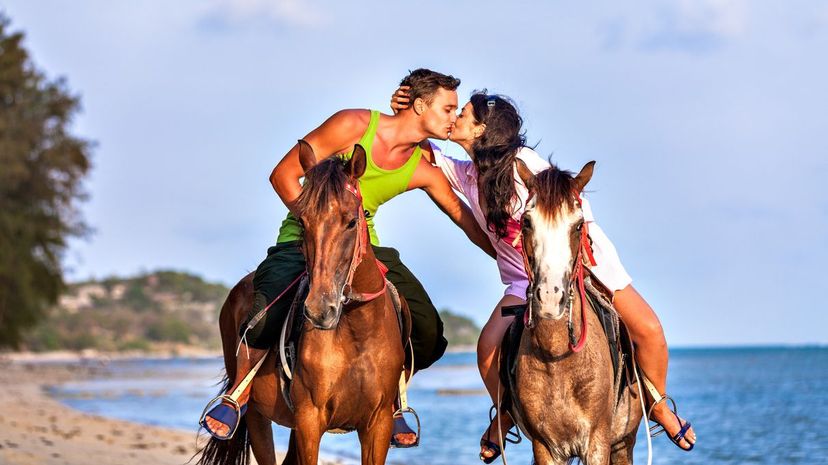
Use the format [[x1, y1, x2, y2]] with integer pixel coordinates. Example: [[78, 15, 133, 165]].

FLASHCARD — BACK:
[[430, 142, 632, 298]]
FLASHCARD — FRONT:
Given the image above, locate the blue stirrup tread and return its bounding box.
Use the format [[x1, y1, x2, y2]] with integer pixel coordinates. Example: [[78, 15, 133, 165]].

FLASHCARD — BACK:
[[201, 402, 248, 440]]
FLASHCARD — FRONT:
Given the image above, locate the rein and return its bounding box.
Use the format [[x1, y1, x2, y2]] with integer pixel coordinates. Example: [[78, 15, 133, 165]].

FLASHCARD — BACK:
[[518, 190, 597, 352], [341, 180, 388, 304]]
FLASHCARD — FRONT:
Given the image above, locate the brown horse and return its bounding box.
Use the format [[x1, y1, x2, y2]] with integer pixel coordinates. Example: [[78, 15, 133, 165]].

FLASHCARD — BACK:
[[511, 161, 643, 465], [197, 143, 407, 465]]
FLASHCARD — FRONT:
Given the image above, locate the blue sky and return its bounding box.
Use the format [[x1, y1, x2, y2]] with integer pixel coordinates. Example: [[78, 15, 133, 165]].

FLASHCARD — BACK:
[[3, 0, 827, 346]]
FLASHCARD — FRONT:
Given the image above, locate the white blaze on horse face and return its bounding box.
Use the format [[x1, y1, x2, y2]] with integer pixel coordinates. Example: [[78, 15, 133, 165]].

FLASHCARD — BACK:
[[528, 203, 583, 320]]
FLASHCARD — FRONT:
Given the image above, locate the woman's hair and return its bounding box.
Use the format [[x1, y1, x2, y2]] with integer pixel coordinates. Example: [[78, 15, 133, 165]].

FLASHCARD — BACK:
[[470, 91, 527, 240]]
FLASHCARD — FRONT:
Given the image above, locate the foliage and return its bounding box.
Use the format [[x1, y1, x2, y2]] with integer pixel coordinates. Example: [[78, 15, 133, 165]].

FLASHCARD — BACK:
[[21, 270, 227, 352], [0, 13, 92, 348], [439, 308, 481, 347]]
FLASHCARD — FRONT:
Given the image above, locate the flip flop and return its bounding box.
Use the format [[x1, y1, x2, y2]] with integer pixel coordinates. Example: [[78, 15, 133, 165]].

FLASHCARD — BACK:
[[479, 405, 522, 464], [479, 437, 502, 464], [390, 414, 420, 448], [648, 395, 694, 451], [200, 395, 248, 440]]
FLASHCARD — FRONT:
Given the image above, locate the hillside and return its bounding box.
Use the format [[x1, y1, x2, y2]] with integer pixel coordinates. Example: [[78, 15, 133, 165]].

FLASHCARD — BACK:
[[439, 309, 481, 347], [22, 271, 228, 352]]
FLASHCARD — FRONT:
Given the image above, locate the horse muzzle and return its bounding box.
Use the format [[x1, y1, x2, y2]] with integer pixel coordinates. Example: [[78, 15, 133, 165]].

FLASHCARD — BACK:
[[304, 298, 343, 330], [530, 280, 568, 320]]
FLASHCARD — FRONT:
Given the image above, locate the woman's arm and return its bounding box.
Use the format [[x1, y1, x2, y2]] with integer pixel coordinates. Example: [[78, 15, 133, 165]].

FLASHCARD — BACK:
[[408, 159, 496, 259]]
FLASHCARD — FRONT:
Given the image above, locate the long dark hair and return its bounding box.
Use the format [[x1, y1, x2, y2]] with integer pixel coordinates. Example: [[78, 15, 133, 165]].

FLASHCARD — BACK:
[[470, 91, 527, 239]]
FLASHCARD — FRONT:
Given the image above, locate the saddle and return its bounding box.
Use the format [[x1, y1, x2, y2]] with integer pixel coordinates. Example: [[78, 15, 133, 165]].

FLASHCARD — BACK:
[[274, 272, 412, 413], [498, 271, 637, 438]]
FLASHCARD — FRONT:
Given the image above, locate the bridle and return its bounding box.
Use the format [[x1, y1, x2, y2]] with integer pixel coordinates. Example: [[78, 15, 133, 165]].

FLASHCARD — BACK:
[[518, 190, 597, 353], [339, 179, 388, 304]]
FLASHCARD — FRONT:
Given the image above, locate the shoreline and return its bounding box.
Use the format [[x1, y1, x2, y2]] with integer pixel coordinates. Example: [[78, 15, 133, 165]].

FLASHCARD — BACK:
[[0, 357, 211, 465], [0, 354, 356, 465]]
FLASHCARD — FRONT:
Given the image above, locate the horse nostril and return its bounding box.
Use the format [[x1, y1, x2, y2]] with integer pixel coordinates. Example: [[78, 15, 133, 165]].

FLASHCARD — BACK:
[[553, 286, 560, 293], [534, 287, 542, 302]]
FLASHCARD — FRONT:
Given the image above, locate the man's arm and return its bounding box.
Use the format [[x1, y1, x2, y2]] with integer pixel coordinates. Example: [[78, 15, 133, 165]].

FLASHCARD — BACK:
[[270, 109, 368, 215], [408, 159, 496, 259]]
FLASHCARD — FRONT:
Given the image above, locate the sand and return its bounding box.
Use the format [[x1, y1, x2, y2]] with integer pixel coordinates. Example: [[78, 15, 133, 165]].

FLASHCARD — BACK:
[[0, 355, 215, 465]]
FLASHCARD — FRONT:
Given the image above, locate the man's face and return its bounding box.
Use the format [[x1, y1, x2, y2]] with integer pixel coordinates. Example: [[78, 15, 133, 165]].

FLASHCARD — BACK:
[[418, 88, 458, 140]]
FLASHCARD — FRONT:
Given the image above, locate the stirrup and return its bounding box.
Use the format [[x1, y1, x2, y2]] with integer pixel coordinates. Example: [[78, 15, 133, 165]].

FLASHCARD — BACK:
[[489, 404, 522, 445], [199, 394, 245, 440], [390, 407, 421, 448]]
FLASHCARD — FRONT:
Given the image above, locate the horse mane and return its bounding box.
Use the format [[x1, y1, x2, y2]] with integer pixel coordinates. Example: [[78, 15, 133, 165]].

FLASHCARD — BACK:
[[533, 165, 576, 220], [294, 156, 350, 218]]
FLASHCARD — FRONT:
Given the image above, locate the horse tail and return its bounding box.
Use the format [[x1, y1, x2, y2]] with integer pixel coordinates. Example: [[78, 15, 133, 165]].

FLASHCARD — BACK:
[[195, 377, 251, 465]]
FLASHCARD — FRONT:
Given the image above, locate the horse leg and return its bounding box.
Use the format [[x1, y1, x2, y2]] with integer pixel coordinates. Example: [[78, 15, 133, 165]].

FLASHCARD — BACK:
[[293, 412, 324, 465], [608, 432, 636, 465], [280, 430, 299, 465], [584, 435, 611, 465], [246, 407, 276, 465], [532, 439, 567, 465], [357, 409, 394, 465]]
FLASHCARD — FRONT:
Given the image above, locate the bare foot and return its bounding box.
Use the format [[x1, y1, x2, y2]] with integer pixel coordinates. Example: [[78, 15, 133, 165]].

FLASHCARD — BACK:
[[204, 413, 231, 438], [203, 391, 249, 439], [650, 402, 696, 450], [391, 416, 417, 446]]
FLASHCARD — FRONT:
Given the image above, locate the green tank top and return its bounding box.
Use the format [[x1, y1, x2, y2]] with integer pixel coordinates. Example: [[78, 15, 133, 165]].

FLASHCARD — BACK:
[[276, 110, 422, 246]]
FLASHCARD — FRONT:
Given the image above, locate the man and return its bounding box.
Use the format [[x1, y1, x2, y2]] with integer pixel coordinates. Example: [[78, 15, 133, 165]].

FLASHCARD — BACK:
[[202, 69, 495, 445]]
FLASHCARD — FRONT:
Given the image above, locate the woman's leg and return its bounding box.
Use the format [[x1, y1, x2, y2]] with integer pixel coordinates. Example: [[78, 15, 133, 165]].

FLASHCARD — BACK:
[[613, 285, 696, 449], [477, 293, 525, 460]]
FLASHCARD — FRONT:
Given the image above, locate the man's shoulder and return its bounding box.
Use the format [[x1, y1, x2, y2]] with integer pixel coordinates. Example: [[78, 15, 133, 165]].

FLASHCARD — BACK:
[[324, 109, 371, 132]]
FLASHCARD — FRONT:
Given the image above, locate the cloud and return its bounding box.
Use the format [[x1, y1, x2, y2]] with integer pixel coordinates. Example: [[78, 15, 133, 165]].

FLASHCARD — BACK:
[[198, 0, 331, 32], [638, 0, 749, 53]]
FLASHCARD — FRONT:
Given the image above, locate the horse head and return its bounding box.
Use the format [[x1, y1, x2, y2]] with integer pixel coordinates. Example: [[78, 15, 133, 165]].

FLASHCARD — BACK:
[[294, 140, 368, 330], [518, 160, 595, 320]]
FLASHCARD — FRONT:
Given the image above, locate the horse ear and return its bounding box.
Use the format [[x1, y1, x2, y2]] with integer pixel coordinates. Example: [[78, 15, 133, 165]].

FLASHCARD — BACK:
[[573, 161, 596, 193], [297, 140, 317, 173], [347, 144, 368, 179], [515, 158, 536, 192]]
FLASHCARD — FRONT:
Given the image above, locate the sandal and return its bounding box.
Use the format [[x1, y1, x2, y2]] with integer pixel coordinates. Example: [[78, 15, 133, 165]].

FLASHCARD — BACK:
[[480, 405, 522, 464], [200, 395, 248, 440], [647, 395, 694, 451], [642, 374, 695, 451]]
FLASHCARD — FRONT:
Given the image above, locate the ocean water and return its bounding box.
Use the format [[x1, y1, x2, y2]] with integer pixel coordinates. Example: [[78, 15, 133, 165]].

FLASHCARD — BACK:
[[51, 347, 828, 464]]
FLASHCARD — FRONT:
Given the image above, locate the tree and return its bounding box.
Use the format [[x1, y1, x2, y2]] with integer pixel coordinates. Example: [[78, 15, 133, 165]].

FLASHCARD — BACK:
[[0, 13, 92, 348]]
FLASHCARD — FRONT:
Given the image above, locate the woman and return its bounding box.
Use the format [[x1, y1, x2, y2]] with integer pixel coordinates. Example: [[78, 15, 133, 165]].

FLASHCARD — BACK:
[[392, 89, 697, 461]]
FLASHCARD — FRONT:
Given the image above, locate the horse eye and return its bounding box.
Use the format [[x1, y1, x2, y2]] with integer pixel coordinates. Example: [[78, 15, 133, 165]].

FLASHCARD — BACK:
[[522, 217, 532, 229], [346, 218, 358, 229]]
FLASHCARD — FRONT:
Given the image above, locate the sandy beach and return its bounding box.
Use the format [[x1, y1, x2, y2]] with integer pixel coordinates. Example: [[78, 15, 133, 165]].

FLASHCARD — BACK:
[[0, 355, 211, 465]]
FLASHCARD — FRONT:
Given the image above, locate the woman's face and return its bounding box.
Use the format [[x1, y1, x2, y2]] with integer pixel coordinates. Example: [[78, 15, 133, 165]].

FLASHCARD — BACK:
[[449, 102, 485, 149]]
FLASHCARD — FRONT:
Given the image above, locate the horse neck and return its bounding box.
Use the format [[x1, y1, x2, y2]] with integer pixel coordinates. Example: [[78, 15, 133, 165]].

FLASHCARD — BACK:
[[528, 293, 587, 355], [338, 245, 391, 333], [350, 245, 384, 295]]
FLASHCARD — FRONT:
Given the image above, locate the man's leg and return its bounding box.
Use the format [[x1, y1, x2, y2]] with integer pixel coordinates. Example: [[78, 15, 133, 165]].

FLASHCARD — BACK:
[[203, 242, 306, 439], [373, 246, 447, 446], [613, 285, 696, 450]]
